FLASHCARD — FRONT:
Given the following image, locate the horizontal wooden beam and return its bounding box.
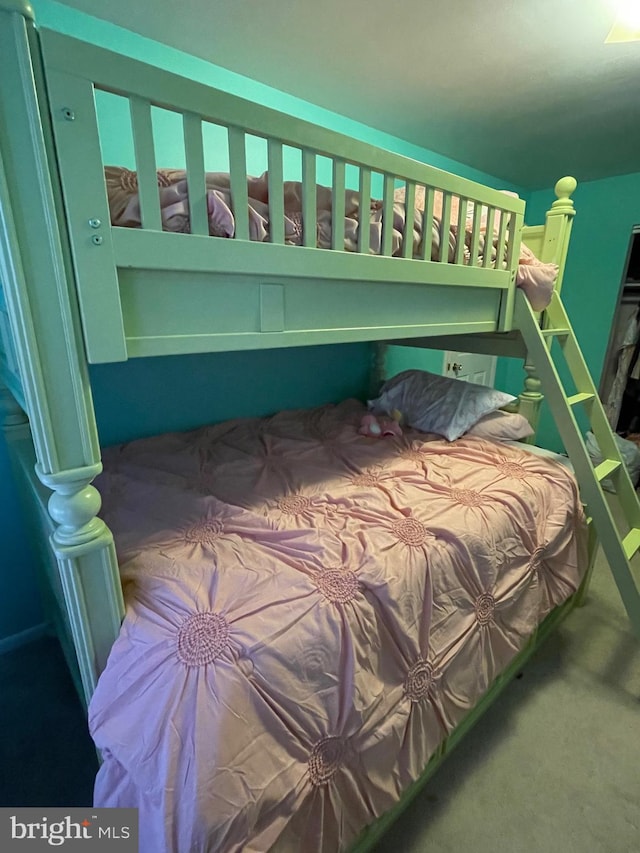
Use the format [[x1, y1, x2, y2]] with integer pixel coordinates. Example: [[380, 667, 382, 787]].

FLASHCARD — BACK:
[[388, 331, 528, 359]]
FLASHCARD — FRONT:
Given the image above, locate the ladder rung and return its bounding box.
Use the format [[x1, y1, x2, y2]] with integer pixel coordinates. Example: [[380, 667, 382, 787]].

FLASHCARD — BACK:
[[594, 459, 622, 482], [567, 392, 595, 406], [623, 528, 640, 560], [541, 327, 570, 338], [516, 290, 640, 639]]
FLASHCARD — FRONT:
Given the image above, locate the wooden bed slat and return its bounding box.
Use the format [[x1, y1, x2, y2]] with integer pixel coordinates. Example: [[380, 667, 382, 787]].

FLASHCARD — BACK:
[[182, 113, 208, 237], [358, 168, 372, 255], [421, 187, 435, 262], [402, 182, 417, 260], [494, 211, 509, 272], [469, 203, 483, 267], [267, 139, 285, 244], [504, 211, 519, 271], [332, 159, 346, 251], [454, 197, 467, 266], [302, 151, 317, 248], [129, 96, 162, 232], [482, 207, 495, 268], [498, 206, 524, 330], [228, 127, 249, 241], [381, 174, 395, 257], [439, 192, 452, 263]]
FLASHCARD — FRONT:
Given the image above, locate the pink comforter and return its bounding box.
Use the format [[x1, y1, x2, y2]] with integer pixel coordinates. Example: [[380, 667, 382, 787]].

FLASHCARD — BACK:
[[90, 400, 587, 852], [105, 167, 557, 311]]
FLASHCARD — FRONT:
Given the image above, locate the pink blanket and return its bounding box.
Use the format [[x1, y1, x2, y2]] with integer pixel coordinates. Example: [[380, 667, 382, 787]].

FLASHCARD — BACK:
[[90, 400, 587, 852], [105, 167, 557, 310]]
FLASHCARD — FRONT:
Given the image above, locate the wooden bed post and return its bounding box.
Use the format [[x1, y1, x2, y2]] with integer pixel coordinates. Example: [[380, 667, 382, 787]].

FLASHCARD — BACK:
[[515, 175, 577, 439], [517, 357, 544, 441], [370, 342, 388, 397], [0, 1, 124, 706], [535, 176, 577, 295]]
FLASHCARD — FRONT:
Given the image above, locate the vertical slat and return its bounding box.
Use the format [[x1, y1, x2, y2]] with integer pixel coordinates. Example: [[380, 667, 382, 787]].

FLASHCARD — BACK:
[[381, 173, 395, 257], [402, 181, 416, 259], [454, 196, 467, 265], [498, 208, 523, 330], [227, 127, 249, 240], [420, 187, 435, 261], [332, 159, 346, 250], [302, 151, 317, 248], [358, 167, 371, 255], [494, 210, 509, 271], [182, 113, 208, 237], [504, 208, 521, 275], [482, 206, 495, 268], [129, 96, 162, 231], [468, 203, 483, 267], [227, 127, 249, 241], [499, 208, 524, 331], [267, 140, 284, 244], [439, 191, 452, 263]]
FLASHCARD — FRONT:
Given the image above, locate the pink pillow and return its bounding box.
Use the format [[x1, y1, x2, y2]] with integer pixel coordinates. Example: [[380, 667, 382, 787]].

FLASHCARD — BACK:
[[466, 409, 534, 441]]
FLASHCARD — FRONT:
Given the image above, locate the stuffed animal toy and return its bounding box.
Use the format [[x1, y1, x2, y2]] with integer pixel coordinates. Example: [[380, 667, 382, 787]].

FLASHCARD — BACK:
[[359, 410, 403, 438]]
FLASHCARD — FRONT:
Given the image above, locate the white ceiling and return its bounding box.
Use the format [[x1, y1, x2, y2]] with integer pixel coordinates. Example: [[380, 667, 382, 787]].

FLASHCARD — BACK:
[[57, 0, 640, 189]]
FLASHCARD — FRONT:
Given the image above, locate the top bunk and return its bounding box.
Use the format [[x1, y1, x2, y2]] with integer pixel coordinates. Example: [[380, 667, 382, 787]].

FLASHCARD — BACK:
[[0, 9, 573, 374]]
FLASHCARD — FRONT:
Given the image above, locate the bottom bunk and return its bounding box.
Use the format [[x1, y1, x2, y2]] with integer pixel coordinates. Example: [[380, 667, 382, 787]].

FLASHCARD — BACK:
[[352, 582, 585, 852], [87, 395, 588, 852]]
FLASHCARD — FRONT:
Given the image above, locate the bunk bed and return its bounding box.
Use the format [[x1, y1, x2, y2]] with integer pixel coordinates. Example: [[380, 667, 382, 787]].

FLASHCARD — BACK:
[[0, 3, 596, 851]]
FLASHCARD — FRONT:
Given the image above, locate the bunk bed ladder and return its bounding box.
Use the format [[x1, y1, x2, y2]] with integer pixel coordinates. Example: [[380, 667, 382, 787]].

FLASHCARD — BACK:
[[515, 289, 640, 638]]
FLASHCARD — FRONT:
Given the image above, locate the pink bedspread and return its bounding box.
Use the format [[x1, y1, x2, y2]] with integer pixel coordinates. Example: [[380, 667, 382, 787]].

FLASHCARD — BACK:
[[90, 400, 587, 852], [105, 167, 557, 310]]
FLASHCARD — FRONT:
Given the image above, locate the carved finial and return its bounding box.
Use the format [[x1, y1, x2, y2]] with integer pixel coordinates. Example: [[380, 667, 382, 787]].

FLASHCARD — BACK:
[[522, 360, 543, 399], [36, 462, 110, 551], [550, 176, 577, 216]]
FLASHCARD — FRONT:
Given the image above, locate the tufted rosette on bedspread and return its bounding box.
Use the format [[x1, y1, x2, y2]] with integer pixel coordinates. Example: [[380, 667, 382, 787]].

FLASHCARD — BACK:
[[90, 399, 587, 853]]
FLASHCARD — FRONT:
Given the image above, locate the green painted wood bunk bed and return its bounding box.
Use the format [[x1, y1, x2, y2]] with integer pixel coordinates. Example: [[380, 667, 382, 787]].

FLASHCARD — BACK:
[[1, 3, 639, 851]]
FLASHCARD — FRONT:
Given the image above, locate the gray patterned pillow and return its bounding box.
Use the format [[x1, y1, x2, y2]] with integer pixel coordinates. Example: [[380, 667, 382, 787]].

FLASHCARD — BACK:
[[369, 370, 516, 442]]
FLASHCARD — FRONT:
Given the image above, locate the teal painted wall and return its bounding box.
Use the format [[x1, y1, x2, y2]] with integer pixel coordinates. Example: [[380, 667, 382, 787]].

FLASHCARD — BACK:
[[35, 0, 523, 189], [0, 439, 44, 643], [0, 0, 527, 643], [500, 171, 640, 451], [90, 346, 374, 446]]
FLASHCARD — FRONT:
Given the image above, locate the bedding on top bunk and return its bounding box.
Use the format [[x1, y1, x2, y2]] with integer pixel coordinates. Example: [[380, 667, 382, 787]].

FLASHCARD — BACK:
[[105, 167, 557, 310], [90, 398, 587, 853]]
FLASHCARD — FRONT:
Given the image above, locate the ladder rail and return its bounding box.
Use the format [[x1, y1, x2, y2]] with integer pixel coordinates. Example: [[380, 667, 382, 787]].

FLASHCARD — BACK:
[[538, 293, 640, 527], [545, 294, 624, 465], [514, 289, 640, 637]]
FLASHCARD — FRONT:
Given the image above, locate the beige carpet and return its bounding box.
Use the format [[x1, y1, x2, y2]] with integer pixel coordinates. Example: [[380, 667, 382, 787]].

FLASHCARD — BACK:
[[374, 513, 640, 853]]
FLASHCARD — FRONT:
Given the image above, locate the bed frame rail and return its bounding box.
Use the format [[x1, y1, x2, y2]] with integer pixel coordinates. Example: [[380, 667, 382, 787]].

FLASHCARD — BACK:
[[38, 28, 525, 363]]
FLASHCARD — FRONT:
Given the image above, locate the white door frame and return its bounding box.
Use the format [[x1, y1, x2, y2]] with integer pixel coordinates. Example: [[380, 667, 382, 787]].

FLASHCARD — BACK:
[[443, 351, 497, 386]]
